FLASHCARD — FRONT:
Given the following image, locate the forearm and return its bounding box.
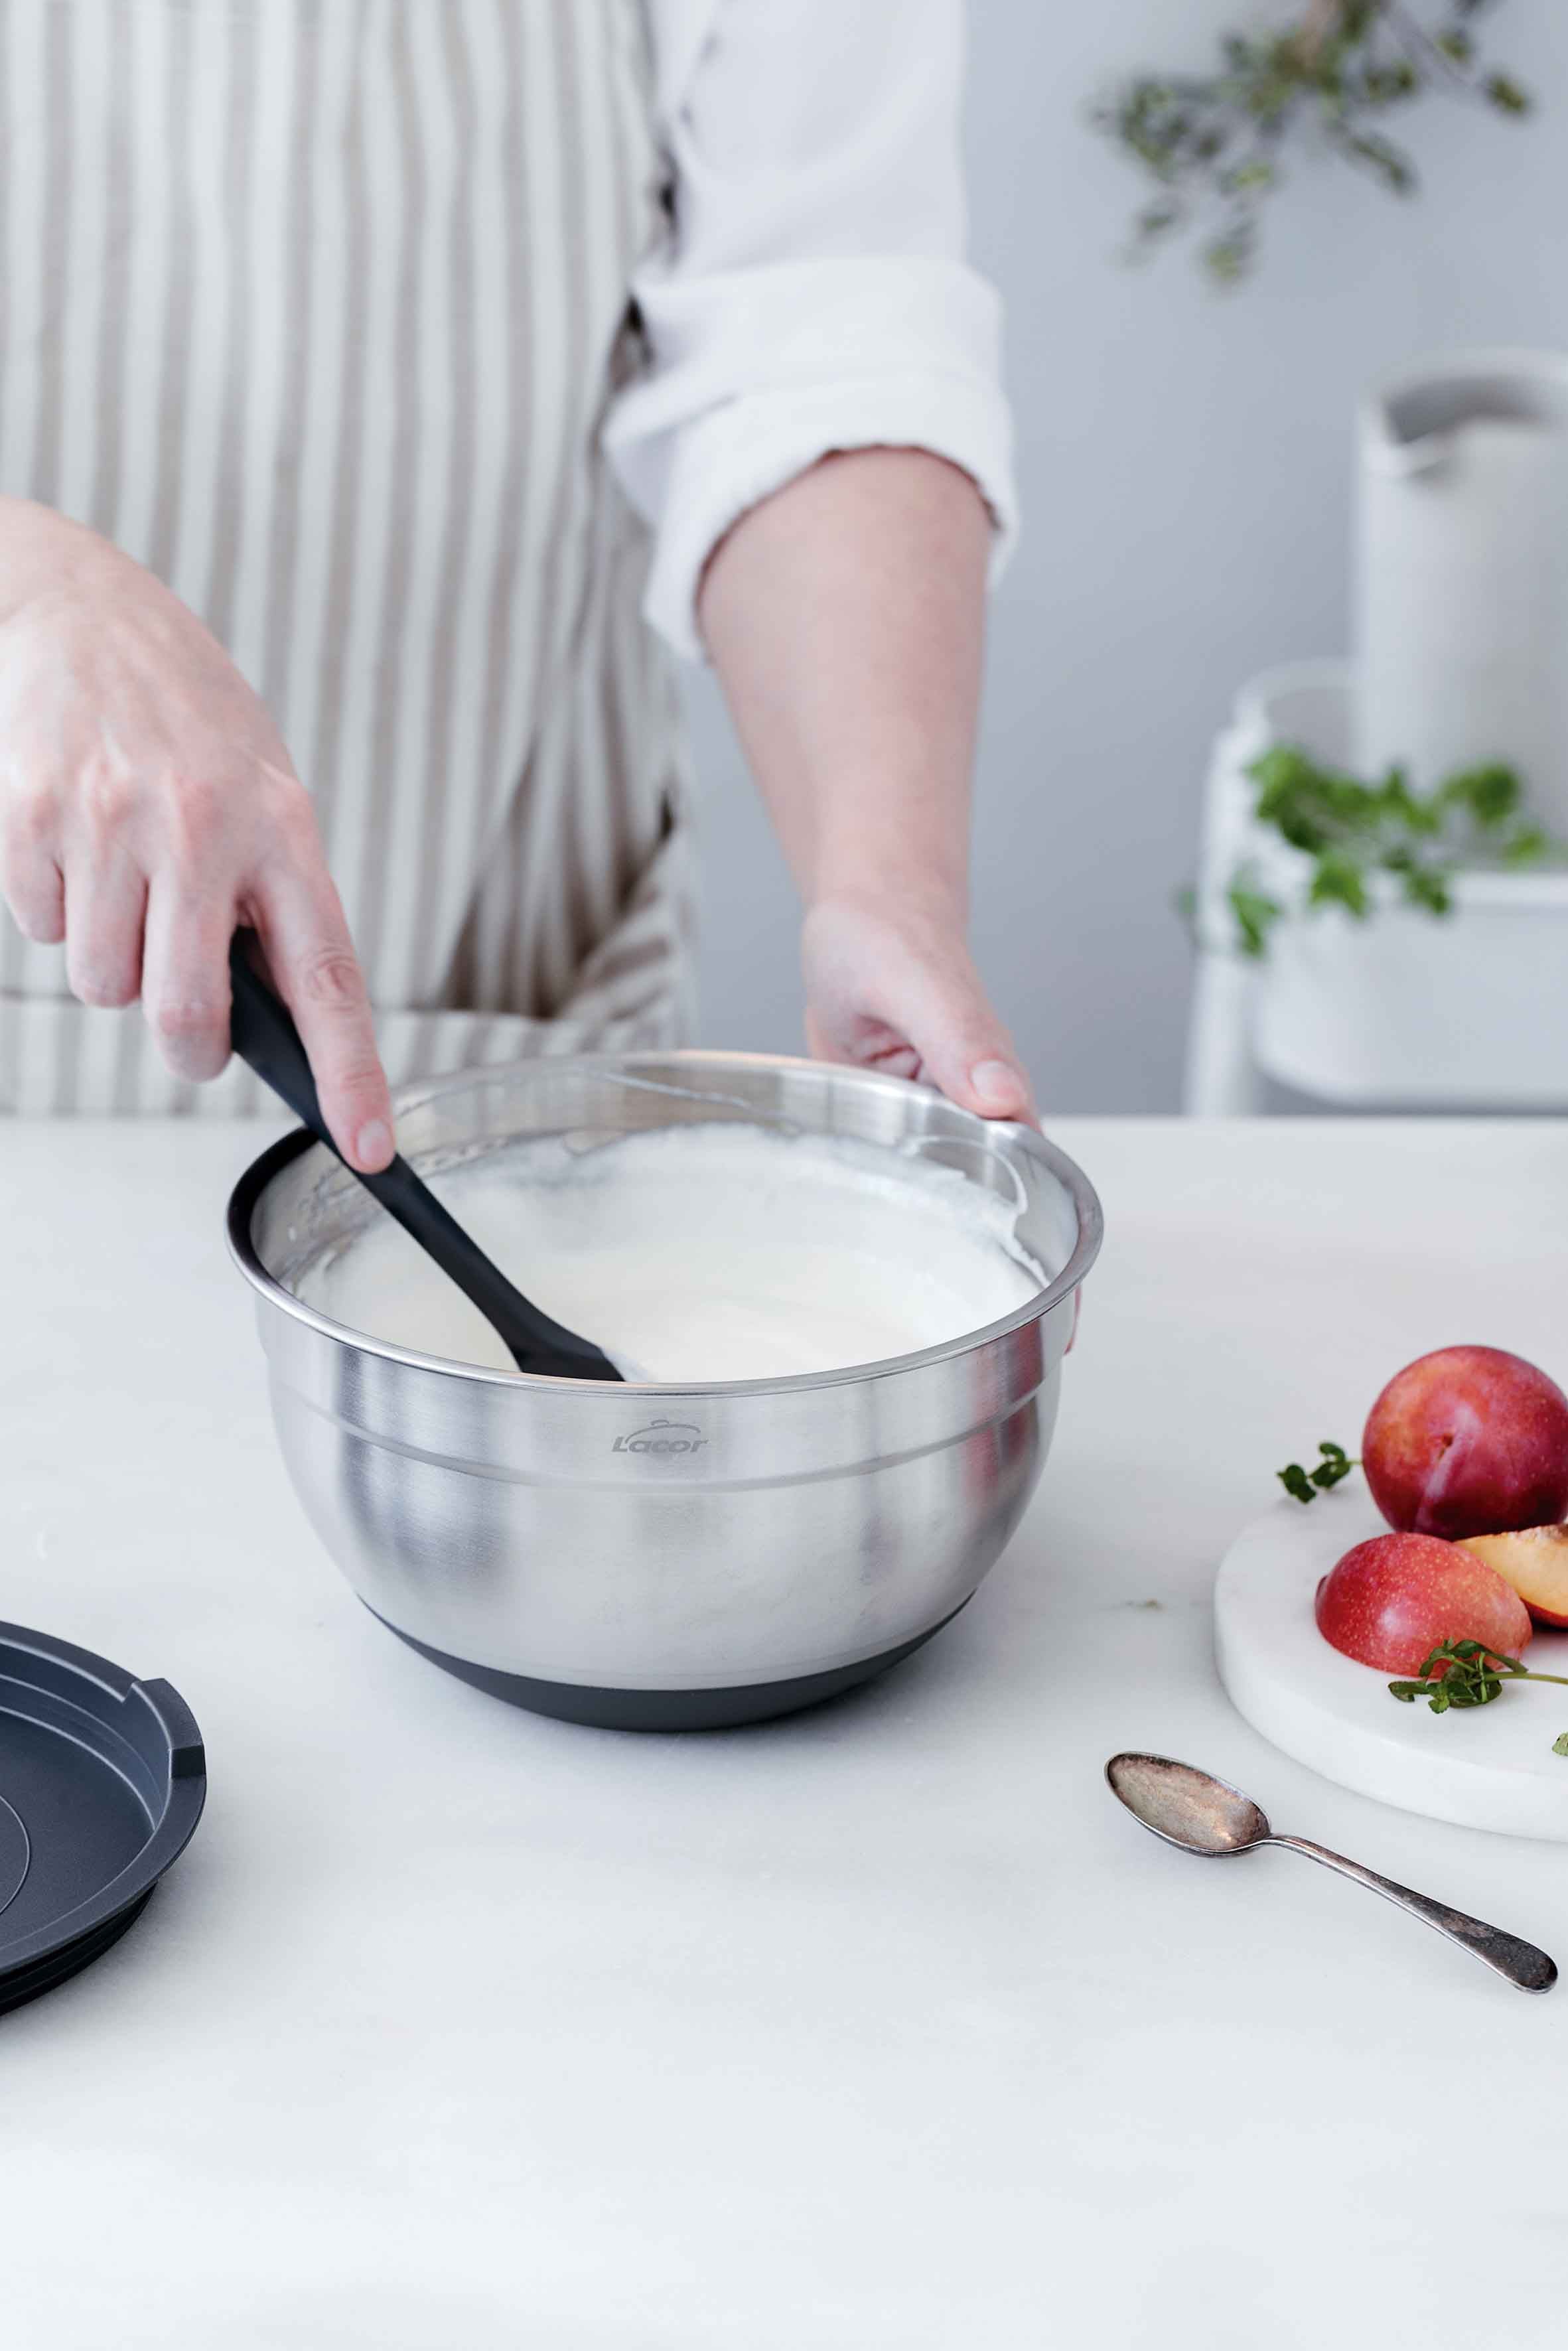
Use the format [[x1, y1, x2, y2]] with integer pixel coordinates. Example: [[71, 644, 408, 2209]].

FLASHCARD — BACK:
[[697, 447, 1031, 1121], [697, 448, 990, 924]]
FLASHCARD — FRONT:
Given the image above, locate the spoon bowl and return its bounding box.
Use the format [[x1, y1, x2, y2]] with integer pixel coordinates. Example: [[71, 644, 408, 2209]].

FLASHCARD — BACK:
[[1105, 1752, 1269, 1855]]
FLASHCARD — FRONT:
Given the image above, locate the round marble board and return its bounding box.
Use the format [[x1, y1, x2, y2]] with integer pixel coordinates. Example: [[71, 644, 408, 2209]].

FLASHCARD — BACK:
[[1215, 1486, 1568, 1842]]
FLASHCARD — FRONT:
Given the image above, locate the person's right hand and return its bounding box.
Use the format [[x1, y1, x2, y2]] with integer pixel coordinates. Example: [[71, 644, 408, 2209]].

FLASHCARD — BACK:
[[0, 500, 394, 1169]]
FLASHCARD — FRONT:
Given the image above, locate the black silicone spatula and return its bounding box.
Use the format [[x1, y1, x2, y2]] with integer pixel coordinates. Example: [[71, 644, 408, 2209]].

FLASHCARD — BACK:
[[227, 936, 624, 1382]]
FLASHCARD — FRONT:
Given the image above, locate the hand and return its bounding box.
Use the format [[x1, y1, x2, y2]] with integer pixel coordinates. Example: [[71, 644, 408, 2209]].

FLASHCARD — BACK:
[[0, 502, 393, 1169], [801, 897, 1036, 1122]]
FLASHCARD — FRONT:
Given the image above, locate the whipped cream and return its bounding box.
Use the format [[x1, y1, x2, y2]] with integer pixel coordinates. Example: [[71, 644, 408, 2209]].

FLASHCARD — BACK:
[[295, 1121, 1044, 1383]]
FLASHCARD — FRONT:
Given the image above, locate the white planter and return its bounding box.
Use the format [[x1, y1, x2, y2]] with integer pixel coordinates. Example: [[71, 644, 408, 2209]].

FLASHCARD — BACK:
[[1256, 871, 1568, 1107], [1354, 348, 1568, 832], [1194, 662, 1568, 1110]]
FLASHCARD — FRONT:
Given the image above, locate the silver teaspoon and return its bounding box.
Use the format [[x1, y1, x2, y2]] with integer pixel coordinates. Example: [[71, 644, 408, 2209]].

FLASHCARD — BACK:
[[1105, 1752, 1557, 1994]]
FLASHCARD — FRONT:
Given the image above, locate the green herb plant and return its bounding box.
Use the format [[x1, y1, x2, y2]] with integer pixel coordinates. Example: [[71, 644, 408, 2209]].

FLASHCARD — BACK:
[[1277, 1441, 1357, 1503], [1389, 1638, 1568, 1754], [1094, 0, 1530, 286], [1210, 744, 1563, 963]]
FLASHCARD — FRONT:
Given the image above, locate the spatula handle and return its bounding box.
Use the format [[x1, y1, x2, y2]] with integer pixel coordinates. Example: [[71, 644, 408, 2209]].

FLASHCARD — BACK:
[[226, 938, 622, 1380], [226, 934, 339, 1149]]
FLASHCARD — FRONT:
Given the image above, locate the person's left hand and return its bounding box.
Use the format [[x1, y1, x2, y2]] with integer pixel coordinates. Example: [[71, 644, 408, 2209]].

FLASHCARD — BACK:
[[801, 897, 1037, 1123]]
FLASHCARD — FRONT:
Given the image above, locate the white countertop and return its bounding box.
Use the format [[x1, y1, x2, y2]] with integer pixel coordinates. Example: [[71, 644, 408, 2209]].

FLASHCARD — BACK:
[[4, 1115, 1568, 2349]]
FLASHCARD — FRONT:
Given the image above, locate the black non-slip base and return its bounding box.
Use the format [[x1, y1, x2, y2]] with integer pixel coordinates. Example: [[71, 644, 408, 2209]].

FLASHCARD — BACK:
[[372, 1602, 969, 1731], [0, 1890, 155, 2018]]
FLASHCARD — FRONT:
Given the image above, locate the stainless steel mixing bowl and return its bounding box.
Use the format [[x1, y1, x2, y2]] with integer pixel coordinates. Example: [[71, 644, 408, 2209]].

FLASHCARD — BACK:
[[228, 1052, 1102, 1730]]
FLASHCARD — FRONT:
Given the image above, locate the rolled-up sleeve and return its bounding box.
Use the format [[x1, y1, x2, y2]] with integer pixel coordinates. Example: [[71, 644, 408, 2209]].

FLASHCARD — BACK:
[[605, 0, 1017, 662]]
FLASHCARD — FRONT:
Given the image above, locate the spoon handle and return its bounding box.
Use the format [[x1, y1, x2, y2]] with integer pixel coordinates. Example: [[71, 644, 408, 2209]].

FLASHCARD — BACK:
[[1269, 1835, 1556, 1993]]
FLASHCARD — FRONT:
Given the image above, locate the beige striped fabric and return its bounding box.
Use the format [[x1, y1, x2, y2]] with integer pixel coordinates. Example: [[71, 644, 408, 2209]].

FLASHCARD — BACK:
[[0, 0, 695, 1117]]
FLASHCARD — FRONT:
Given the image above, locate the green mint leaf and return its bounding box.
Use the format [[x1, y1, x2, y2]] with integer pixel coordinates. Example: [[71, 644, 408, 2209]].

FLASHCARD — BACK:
[[1311, 1441, 1356, 1491], [1278, 1441, 1356, 1502], [1486, 74, 1530, 117], [1309, 851, 1370, 918], [1552, 1733, 1568, 1759], [1502, 826, 1549, 867], [1334, 129, 1415, 195], [1398, 865, 1453, 918], [1441, 762, 1520, 827], [1227, 879, 1283, 959], [1441, 1674, 1499, 1708]]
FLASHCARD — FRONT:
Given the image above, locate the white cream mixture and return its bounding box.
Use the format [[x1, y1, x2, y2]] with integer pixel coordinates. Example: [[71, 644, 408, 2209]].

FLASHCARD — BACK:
[[295, 1122, 1044, 1383]]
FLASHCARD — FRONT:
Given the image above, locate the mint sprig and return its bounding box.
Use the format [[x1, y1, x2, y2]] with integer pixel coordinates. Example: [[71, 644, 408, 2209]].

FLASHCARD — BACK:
[[1389, 1640, 1568, 1754], [1196, 746, 1567, 962], [1278, 1441, 1357, 1504]]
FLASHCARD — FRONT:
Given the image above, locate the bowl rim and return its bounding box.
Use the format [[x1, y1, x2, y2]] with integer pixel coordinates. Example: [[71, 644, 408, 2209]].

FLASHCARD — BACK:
[[225, 1048, 1104, 1399]]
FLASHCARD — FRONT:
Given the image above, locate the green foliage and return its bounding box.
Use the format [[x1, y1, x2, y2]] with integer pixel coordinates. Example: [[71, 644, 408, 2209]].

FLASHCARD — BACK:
[[1094, 1, 1531, 285], [1205, 743, 1564, 960], [1388, 1638, 1568, 1718], [1278, 1441, 1357, 1503], [1388, 1638, 1512, 1710], [1226, 875, 1285, 960]]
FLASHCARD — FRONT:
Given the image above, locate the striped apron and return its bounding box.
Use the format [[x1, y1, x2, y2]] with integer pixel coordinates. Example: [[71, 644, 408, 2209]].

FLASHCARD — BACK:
[[0, 0, 695, 1117]]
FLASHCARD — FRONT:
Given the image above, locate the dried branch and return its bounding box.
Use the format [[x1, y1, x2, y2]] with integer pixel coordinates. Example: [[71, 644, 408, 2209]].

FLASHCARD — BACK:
[[1092, 0, 1530, 285]]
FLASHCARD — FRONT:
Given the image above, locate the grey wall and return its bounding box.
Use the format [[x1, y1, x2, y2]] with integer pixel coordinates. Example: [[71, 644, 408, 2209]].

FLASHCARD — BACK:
[[685, 1, 1568, 1109]]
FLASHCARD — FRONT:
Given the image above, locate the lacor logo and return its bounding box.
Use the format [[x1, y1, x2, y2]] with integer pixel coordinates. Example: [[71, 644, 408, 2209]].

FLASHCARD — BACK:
[[612, 1417, 707, 1457]]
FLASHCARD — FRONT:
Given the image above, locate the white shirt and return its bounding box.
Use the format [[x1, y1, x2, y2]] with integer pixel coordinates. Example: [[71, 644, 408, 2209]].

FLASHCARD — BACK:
[[607, 0, 1016, 660]]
